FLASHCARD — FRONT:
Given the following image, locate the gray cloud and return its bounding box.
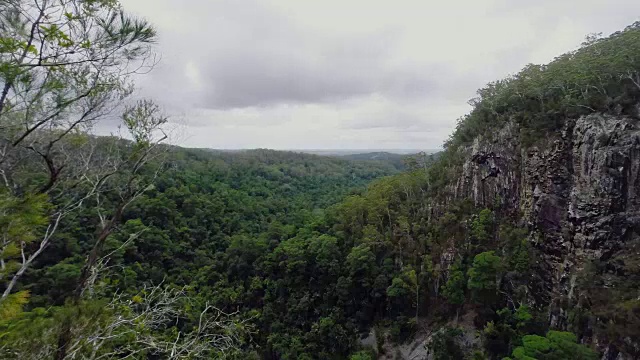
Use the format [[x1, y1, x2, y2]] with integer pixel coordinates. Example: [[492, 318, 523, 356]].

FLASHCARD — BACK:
[[142, 1, 447, 109], [200, 55, 440, 109], [119, 0, 640, 150], [341, 99, 464, 132]]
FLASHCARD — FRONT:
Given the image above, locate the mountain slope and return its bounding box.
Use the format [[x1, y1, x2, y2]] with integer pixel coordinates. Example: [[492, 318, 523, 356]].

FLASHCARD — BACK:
[[411, 22, 640, 358]]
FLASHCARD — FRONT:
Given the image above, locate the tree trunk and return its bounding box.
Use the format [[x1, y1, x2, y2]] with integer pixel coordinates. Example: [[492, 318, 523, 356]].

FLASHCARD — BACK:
[[55, 205, 124, 360], [415, 286, 419, 323]]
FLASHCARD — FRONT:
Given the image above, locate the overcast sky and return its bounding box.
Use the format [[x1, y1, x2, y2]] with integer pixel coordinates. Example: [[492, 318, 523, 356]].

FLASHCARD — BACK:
[[115, 0, 640, 150]]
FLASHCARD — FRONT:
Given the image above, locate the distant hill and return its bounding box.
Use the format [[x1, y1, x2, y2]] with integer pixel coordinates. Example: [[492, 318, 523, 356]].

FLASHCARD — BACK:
[[195, 149, 438, 156], [296, 149, 432, 156], [336, 151, 410, 170], [194, 149, 441, 171], [337, 152, 410, 161]]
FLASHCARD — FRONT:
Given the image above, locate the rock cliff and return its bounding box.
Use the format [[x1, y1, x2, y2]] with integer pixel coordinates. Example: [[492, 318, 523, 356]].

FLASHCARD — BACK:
[[452, 113, 640, 357]]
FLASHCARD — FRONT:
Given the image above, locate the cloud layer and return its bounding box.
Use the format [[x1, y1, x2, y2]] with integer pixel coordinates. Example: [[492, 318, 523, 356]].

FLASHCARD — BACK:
[[118, 0, 640, 150]]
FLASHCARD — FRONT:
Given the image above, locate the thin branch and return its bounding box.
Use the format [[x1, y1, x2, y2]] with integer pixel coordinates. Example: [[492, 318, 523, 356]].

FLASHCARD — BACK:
[[0, 2, 46, 115]]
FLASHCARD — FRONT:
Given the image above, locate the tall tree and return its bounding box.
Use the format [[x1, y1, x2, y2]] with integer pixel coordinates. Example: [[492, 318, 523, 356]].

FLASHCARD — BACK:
[[0, 1, 172, 358], [0, 0, 160, 305]]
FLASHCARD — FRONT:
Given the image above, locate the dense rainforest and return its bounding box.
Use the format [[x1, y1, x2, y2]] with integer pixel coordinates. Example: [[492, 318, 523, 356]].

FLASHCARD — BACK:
[[1, 0, 640, 359]]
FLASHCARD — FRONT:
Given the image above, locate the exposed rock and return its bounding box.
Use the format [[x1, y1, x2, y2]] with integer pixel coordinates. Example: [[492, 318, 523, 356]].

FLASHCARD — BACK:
[[449, 113, 640, 354], [455, 119, 522, 213], [374, 312, 480, 360]]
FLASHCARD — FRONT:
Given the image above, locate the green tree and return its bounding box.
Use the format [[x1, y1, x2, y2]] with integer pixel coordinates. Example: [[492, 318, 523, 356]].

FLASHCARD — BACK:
[[471, 209, 494, 245], [386, 269, 419, 320], [0, 0, 161, 303], [429, 327, 465, 360], [506, 331, 597, 360], [467, 251, 504, 304], [441, 261, 466, 321], [0, 192, 50, 306], [346, 244, 376, 281], [483, 305, 535, 358]]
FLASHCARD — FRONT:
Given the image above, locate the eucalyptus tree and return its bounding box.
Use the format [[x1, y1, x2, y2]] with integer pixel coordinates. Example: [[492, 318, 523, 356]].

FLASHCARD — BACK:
[[0, 0, 164, 313]]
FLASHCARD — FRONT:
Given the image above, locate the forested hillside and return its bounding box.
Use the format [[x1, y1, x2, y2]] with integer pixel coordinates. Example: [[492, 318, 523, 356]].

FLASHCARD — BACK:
[[336, 152, 411, 171], [21, 147, 401, 308], [1, 0, 639, 359]]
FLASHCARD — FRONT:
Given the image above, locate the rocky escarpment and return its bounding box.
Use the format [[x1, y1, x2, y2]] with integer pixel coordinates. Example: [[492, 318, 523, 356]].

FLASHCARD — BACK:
[[453, 113, 640, 357]]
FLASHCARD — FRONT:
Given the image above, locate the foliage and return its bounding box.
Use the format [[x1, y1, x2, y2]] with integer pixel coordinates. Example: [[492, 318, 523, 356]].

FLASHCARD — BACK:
[[429, 327, 465, 360], [388, 316, 417, 344], [4, 147, 400, 358], [471, 209, 494, 245], [0, 0, 164, 309], [442, 261, 466, 306], [445, 22, 640, 152], [483, 305, 537, 358], [0, 284, 249, 359], [349, 350, 374, 360], [505, 331, 597, 360], [574, 238, 640, 357], [467, 251, 504, 304], [0, 291, 30, 321]]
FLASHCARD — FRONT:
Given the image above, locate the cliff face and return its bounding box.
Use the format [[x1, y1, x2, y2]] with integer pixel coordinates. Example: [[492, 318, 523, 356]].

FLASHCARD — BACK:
[[453, 113, 640, 356]]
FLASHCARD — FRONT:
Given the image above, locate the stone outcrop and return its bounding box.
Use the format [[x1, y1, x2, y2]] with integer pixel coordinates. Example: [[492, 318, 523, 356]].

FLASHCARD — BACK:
[[451, 113, 640, 357]]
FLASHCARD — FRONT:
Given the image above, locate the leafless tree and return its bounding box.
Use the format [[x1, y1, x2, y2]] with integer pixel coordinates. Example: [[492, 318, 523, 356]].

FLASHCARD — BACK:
[[1, 281, 250, 359]]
